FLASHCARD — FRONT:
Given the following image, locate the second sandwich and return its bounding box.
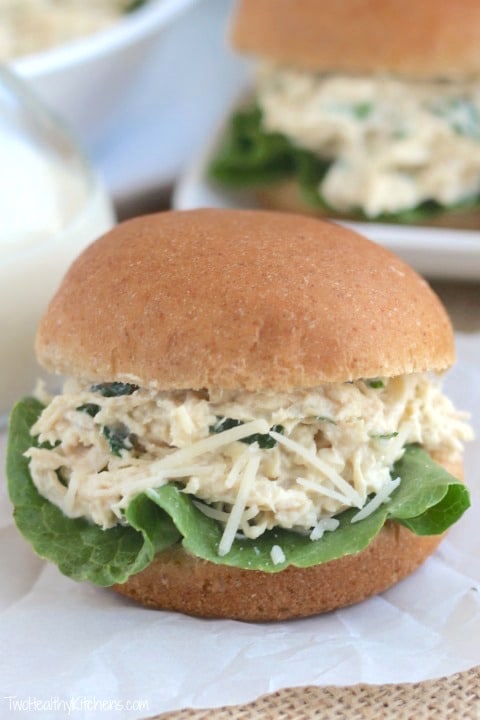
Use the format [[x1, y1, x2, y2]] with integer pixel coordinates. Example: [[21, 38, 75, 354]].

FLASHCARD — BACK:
[[211, 0, 480, 227]]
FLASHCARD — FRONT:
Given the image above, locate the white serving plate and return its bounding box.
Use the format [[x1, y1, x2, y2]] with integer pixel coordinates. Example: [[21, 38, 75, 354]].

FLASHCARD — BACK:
[[174, 109, 480, 281]]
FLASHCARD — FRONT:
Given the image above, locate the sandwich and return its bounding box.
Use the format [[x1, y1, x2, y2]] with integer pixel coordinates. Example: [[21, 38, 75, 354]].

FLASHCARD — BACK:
[[7, 209, 473, 621], [210, 0, 480, 228]]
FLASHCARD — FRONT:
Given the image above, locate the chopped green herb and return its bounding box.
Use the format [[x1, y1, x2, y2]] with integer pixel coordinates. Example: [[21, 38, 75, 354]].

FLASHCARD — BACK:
[[39, 439, 61, 450], [56, 469, 68, 488], [124, 0, 147, 11], [102, 423, 133, 457], [246, 425, 285, 449], [365, 379, 385, 389], [317, 416, 336, 425], [431, 97, 480, 141], [76, 403, 100, 417], [210, 416, 284, 448], [370, 432, 399, 440], [91, 382, 139, 397], [352, 102, 372, 119], [210, 417, 243, 434]]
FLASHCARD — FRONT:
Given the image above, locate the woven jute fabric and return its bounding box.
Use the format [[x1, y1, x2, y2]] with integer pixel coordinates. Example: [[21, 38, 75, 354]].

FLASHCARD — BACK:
[[150, 665, 480, 720]]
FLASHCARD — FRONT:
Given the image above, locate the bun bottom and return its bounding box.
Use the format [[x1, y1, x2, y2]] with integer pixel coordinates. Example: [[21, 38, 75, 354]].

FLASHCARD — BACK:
[[256, 182, 480, 230], [112, 458, 462, 621], [111, 524, 442, 621]]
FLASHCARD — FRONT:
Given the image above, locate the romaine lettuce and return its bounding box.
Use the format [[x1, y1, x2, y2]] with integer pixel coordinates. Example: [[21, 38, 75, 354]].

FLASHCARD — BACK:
[[209, 105, 480, 224], [6, 398, 470, 584]]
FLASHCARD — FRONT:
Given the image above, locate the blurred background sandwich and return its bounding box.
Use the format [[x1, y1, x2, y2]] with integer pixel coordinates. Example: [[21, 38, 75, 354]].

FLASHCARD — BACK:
[[210, 0, 480, 228]]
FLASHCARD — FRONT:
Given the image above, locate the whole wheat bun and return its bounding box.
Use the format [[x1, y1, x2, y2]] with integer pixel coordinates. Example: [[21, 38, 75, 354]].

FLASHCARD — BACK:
[[113, 457, 462, 622], [231, 0, 480, 79], [36, 209, 453, 390], [36, 210, 459, 620], [112, 523, 442, 621]]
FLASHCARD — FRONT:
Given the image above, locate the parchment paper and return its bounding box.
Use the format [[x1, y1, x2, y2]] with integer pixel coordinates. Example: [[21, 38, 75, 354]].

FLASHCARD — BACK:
[[1, 333, 479, 720]]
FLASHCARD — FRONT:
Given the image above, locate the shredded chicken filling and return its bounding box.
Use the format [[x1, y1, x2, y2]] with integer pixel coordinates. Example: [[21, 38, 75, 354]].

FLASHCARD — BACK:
[[257, 65, 480, 217], [26, 375, 472, 545]]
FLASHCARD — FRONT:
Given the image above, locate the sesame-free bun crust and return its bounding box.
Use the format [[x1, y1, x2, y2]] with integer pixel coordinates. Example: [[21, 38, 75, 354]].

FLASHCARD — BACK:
[[113, 525, 442, 621], [36, 209, 453, 391], [111, 457, 462, 621], [232, 0, 480, 79]]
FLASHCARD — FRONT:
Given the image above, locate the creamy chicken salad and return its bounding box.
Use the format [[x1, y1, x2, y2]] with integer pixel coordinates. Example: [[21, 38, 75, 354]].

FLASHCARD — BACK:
[[0, 0, 146, 59], [26, 375, 473, 557], [257, 65, 480, 217]]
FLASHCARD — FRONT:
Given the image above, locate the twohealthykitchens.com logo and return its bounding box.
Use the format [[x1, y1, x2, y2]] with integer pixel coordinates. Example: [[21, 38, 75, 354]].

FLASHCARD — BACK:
[[3, 695, 150, 715]]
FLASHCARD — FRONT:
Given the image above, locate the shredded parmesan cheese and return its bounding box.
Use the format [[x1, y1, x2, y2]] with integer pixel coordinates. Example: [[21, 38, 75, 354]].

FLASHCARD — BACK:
[[270, 431, 363, 506], [270, 545, 286, 565], [193, 501, 230, 523], [310, 517, 340, 541], [218, 451, 261, 556], [26, 374, 473, 545], [152, 420, 269, 471], [351, 476, 402, 523]]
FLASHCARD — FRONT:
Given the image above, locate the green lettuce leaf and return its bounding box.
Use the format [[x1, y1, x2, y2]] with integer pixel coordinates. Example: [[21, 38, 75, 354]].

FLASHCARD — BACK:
[[144, 485, 387, 572], [143, 444, 469, 572], [209, 105, 480, 224], [7, 398, 180, 586], [390, 447, 470, 534], [6, 398, 470, 584], [209, 105, 329, 203]]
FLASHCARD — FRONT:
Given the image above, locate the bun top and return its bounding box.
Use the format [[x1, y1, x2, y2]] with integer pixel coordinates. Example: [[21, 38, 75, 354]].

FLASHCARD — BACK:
[[231, 0, 480, 79], [36, 209, 454, 391]]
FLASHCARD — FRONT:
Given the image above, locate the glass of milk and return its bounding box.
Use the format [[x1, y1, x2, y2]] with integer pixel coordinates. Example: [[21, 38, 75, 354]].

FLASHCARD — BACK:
[[0, 65, 115, 423]]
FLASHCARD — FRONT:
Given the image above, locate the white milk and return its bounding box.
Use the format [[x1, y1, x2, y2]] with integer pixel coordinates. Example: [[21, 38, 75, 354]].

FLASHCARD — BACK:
[[0, 132, 114, 420]]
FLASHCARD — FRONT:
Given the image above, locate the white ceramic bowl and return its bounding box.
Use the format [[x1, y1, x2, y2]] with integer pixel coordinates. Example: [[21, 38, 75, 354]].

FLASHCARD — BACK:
[[12, 0, 197, 139], [9, 0, 253, 204]]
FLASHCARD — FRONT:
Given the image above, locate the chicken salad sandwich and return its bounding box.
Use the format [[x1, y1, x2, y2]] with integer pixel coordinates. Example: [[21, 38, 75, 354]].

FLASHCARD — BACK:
[[7, 209, 473, 620], [210, 0, 480, 228]]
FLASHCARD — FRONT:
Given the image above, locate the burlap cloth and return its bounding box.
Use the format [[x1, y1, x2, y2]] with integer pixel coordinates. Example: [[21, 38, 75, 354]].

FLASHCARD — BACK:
[[151, 666, 480, 719], [143, 279, 480, 720]]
